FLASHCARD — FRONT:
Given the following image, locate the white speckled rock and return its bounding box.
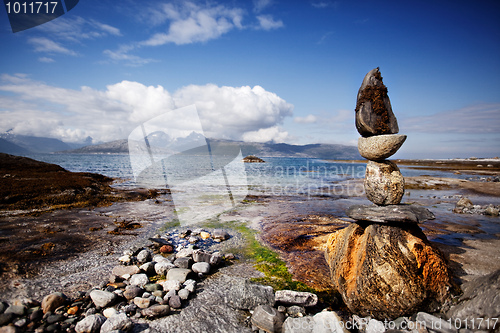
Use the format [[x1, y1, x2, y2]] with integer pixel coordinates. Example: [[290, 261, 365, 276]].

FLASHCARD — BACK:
[[358, 134, 406, 161], [364, 160, 404, 205]]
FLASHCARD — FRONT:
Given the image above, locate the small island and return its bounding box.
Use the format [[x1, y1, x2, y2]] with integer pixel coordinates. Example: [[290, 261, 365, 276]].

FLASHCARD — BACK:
[[242, 155, 265, 163]]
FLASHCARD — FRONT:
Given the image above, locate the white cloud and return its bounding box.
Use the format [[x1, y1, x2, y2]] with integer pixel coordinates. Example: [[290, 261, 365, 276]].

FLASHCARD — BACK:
[[173, 84, 293, 140], [0, 74, 293, 144], [253, 0, 273, 13], [36, 16, 122, 41], [103, 49, 156, 67], [140, 2, 244, 46], [242, 126, 289, 143], [294, 114, 317, 124], [38, 57, 55, 63], [256, 15, 284, 30], [311, 1, 339, 9], [28, 37, 77, 55]]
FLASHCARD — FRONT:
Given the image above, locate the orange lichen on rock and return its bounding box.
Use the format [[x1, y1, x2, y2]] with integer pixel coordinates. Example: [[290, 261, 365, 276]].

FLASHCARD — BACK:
[[325, 223, 457, 320]]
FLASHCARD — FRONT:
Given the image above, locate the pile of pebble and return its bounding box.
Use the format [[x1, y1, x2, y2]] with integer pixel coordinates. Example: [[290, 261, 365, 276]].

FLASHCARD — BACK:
[[0, 228, 232, 333]]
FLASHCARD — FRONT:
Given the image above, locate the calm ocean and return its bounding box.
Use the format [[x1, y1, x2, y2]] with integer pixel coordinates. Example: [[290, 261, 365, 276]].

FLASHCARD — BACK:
[[22, 153, 465, 197]]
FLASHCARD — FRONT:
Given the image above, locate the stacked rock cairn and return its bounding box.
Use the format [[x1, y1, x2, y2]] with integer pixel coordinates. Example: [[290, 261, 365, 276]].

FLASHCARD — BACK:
[[325, 68, 457, 320]]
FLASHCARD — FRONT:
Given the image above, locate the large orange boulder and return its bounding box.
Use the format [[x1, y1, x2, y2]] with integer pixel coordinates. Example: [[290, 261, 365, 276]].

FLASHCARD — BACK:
[[325, 223, 456, 320]]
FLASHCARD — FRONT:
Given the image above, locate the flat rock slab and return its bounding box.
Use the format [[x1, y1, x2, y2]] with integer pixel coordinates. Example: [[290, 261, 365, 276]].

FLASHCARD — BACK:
[[346, 204, 435, 223]]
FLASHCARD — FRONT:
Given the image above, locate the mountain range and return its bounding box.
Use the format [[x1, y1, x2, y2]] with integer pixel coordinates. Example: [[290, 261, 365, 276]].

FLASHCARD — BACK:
[[0, 133, 360, 160]]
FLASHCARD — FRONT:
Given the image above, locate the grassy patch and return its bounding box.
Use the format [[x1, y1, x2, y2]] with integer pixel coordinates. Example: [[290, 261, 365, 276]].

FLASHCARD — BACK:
[[202, 219, 316, 293]]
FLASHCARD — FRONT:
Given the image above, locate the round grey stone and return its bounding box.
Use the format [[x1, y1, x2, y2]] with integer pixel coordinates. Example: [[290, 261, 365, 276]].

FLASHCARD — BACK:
[[192, 262, 211, 274], [89, 290, 117, 308]]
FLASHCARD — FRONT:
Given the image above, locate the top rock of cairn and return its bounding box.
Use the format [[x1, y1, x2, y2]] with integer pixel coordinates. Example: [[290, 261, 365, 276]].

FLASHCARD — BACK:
[[355, 67, 399, 137]]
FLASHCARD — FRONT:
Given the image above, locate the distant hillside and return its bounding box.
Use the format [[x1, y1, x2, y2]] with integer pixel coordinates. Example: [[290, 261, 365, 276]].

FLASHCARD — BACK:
[[61, 139, 130, 154], [62, 138, 360, 160], [0, 133, 71, 153], [0, 138, 31, 155]]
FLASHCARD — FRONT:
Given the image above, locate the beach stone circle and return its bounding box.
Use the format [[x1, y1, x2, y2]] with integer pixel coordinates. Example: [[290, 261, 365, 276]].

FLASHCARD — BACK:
[[358, 134, 407, 161], [364, 160, 404, 205], [355, 67, 399, 137]]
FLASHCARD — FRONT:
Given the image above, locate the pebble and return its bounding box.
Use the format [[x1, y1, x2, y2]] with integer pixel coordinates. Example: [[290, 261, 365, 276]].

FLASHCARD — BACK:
[[155, 261, 175, 276], [141, 304, 170, 318], [89, 290, 117, 308], [123, 286, 143, 300], [129, 273, 149, 287], [100, 313, 133, 333], [192, 262, 211, 274], [75, 314, 106, 333], [133, 297, 151, 309], [168, 295, 182, 309], [137, 249, 152, 263], [41, 293, 66, 314], [160, 280, 181, 292], [166, 268, 192, 283]]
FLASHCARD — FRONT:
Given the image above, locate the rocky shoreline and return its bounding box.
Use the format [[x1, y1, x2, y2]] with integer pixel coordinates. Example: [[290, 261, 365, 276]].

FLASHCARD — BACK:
[[1, 154, 500, 332]]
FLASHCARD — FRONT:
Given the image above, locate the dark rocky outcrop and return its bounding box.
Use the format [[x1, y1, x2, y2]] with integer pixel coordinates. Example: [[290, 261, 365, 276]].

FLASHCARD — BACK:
[[242, 155, 265, 163]]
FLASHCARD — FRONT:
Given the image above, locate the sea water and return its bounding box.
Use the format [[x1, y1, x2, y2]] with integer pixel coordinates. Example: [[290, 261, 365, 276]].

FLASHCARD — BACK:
[[21, 152, 470, 198]]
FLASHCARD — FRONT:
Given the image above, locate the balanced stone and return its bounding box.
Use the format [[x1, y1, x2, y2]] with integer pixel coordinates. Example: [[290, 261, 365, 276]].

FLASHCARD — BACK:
[[364, 160, 404, 205], [358, 134, 406, 161], [325, 223, 455, 319], [347, 204, 435, 224], [355, 67, 399, 137]]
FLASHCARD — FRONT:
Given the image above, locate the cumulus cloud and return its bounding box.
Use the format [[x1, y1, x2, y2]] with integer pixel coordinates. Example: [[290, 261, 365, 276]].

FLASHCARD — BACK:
[[0, 74, 293, 144], [242, 126, 289, 143], [401, 104, 500, 134], [294, 114, 317, 124]]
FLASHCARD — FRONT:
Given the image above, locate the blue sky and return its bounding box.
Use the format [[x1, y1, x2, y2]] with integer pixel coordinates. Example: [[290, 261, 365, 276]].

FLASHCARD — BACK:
[[0, 0, 499, 158]]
